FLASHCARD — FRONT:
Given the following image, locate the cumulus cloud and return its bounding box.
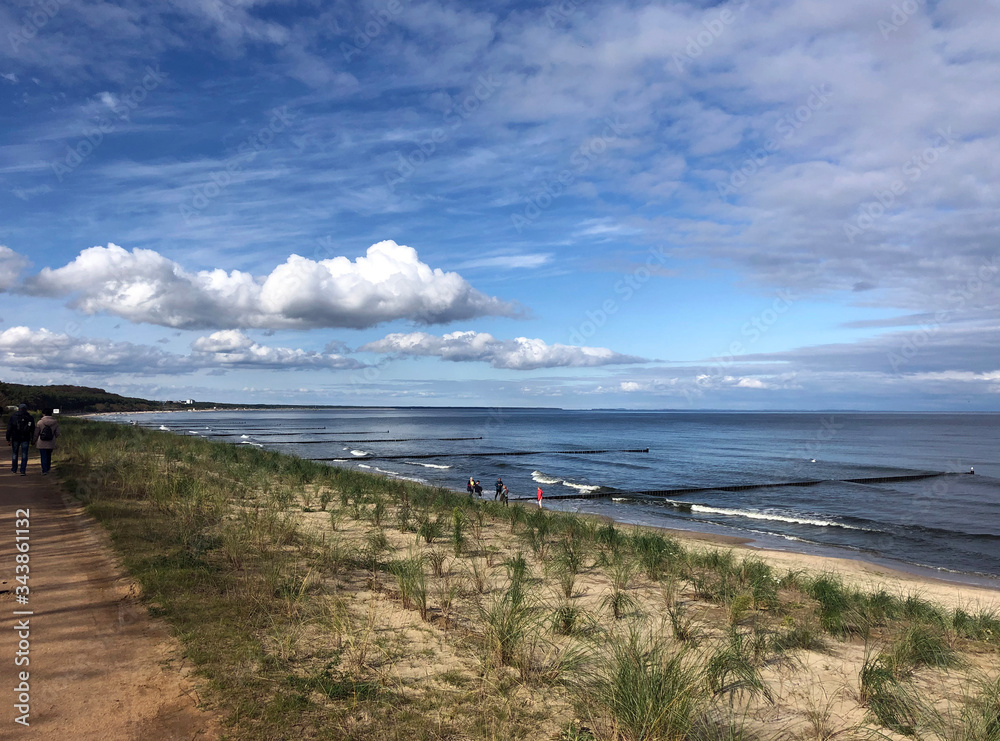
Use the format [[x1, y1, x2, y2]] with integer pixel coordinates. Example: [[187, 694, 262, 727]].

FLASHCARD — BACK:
[[360, 330, 648, 370], [0, 326, 365, 374], [191, 330, 363, 369], [22, 241, 519, 330], [191, 330, 254, 354], [0, 246, 29, 291], [0, 326, 187, 374]]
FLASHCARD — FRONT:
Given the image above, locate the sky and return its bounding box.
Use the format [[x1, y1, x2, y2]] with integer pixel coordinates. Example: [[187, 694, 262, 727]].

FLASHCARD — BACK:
[[0, 0, 998, 410]]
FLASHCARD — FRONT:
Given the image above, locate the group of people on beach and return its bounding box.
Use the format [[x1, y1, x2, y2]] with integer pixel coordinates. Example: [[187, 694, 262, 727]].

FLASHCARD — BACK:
[[466, 476, 545, 508], [468, 476, 511, 506], [5, 404, 60, 476]]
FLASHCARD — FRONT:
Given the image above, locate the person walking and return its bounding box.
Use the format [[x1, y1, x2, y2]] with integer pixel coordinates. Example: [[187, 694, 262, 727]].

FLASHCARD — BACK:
[[500, 485, 509, 507], [494, 477, 503, 501], [473, 480, 483, 498], [33, 408, 60, 475], [537, 486, 543, 508], [6, 403, 35, 475], [467, 477, 475, 497]]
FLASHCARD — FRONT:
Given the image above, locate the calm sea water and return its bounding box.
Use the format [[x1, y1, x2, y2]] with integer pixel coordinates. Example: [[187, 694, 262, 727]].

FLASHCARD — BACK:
[[109, 409, 1000, 584]]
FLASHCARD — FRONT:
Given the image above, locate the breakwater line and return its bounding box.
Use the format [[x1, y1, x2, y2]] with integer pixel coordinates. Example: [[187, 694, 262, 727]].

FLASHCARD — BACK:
[[201, 430, 390, 437], [313, 448, 651, 462], [535, 470, 964, 500], [269, 436, 484, 444]]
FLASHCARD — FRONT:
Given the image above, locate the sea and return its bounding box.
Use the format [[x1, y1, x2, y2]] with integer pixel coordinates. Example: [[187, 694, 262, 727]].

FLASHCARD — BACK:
[[104, 408, 1000, 586]]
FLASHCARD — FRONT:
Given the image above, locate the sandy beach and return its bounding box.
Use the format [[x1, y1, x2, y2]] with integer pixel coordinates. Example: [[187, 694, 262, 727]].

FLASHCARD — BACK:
[[33, 417, 999, 740]]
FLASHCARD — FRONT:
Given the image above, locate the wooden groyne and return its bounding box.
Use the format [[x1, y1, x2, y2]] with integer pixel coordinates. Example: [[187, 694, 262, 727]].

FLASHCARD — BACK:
[[201, 430, 390, 437], [313, 448, 651, 462], [534, 470, 966, 501], [269, 436, 484, 445]]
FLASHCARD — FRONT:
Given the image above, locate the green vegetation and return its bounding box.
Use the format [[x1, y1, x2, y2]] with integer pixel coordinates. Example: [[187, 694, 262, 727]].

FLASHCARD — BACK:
[[0, 380, 200, 414], [53, 418, 1000, 740], [0, 378, 347, 414]]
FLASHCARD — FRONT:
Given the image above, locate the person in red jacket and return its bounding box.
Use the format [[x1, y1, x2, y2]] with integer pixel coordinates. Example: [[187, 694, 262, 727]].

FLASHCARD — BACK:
[[537, 486, 543, 508]]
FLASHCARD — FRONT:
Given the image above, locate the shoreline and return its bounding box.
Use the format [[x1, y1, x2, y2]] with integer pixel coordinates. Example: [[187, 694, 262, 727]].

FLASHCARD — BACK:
[[471, 493, 1000, 595], [533, 502, 1000, 608]]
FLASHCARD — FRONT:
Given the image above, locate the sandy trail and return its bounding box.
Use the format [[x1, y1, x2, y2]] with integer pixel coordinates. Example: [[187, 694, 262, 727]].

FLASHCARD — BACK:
[[0, 461, 217, 740]]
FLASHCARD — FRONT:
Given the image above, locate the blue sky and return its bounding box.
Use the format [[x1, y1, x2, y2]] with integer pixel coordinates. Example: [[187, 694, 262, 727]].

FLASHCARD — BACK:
[[1, 0, 998, 410]]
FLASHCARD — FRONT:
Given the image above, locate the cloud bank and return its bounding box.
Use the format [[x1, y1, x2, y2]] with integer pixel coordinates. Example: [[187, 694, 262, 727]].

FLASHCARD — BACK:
[[0, 327, 364, 374], [20, 241, 519, 330], [360, 330, 648, 370], [0, 326, 186, 374], [191, 330, 363, 369]]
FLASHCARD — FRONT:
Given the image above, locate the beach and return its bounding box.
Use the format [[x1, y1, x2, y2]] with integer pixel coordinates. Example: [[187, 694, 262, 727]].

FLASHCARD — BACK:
[[29, 417, 1000, 740]]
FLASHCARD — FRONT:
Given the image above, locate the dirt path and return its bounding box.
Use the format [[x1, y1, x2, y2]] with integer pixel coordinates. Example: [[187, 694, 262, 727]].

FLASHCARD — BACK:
[[0, 460, 218, 740]]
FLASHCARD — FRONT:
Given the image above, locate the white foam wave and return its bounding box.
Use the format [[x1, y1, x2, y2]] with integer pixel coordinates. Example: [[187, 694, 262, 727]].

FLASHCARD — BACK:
[[240, 434, 250, 439], [532, 469, 600, 493], [351, 449, 368, 457], [564, 482, 601, 493], [357, 464, 372, 469], [404, 461, 452, 469], [158, 425, 169, 431], [531, 470, 562, 485], [689, 505, 871, 531]]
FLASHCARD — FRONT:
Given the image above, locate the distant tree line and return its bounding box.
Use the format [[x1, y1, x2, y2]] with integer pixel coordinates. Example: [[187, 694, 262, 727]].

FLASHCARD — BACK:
[[0, 380, 228, 414]]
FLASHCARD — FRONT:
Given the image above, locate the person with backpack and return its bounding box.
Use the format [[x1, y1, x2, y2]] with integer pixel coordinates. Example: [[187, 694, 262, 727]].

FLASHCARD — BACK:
[[33, 408, 59, 475], [6, 404, 35, 475]]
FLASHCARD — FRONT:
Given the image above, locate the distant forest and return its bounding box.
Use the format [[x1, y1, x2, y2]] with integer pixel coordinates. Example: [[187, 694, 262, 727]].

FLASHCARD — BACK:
[[0, 381, 226, 414]]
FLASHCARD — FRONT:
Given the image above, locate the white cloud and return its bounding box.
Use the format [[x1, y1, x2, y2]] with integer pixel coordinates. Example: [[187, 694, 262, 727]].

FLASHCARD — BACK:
[[456, 253, 553, 270], [0, 326, 365, 374], [191, 329, 254, 353], [191, 330, 363, 369], [360, 330, 647, 370], [0, 246, 29, 291], [22, 240, 519, 330], [0, 326, 187, 374]]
